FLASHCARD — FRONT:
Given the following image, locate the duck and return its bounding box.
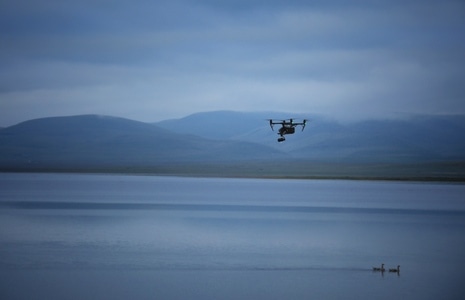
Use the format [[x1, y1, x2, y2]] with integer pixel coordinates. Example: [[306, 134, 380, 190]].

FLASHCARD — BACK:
[[372, 263, 385, 272], [389, 265, 400, 273]]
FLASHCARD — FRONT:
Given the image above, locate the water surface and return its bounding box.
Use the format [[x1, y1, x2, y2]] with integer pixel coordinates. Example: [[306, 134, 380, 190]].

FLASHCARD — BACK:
[[1, 173, 464, 299]]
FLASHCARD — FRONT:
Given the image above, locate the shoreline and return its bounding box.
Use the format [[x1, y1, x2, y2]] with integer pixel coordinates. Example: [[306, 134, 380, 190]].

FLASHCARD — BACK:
[[2, 165, 465, 183]]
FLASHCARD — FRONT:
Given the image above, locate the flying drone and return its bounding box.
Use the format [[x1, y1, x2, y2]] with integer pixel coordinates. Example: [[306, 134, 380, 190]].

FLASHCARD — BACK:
[[268, 118, 307, 142]]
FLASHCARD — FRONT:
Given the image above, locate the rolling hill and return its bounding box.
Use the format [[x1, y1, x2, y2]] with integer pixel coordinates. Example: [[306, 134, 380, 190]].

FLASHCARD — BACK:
[[0, 114, 283, 170], [1, 112, 464, 179], [156, 111, 465, 163]]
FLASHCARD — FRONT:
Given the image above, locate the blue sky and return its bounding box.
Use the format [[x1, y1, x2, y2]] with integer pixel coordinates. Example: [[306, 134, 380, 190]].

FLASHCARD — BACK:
[[1, 0, 464, 126]]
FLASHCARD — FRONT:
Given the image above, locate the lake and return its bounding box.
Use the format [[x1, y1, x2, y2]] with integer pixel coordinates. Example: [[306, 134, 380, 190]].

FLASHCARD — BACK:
[[1, 173, 464, 299]]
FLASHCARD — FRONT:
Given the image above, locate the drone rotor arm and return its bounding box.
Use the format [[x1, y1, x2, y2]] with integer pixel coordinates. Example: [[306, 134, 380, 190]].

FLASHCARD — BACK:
[[269, 119, 274, 131]]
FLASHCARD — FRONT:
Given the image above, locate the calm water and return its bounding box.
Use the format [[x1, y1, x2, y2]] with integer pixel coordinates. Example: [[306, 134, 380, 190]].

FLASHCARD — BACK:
[[1, 173, 464, 300]]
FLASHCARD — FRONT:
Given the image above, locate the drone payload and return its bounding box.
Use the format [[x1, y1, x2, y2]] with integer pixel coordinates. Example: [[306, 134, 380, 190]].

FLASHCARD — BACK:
[[268, 118, 307, 142]]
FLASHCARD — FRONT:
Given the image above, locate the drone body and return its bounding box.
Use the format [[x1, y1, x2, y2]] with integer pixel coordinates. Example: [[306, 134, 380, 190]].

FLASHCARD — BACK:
[[268, 118, 307, 142]]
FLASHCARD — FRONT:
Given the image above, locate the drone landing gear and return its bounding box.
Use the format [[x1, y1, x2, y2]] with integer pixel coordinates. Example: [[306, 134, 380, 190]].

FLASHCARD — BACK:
[[277, 137, 286, 142]]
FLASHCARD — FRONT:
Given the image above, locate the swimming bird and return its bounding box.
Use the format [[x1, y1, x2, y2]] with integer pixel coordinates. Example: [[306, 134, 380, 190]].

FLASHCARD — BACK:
[[389, 265, 400, 273], [372, 263, 385, 272]]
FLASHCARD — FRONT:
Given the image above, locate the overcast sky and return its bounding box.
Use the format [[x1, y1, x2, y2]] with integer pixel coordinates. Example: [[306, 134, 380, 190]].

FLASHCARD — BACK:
[[1, 0, 464, 126]]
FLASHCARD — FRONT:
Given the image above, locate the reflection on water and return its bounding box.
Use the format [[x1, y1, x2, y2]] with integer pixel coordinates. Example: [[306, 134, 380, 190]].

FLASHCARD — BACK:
[[1, 174, 465, 300]]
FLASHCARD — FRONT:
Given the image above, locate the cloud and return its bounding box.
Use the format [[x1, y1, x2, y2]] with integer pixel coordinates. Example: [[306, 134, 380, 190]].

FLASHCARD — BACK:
[[1, 0, 464, 126]]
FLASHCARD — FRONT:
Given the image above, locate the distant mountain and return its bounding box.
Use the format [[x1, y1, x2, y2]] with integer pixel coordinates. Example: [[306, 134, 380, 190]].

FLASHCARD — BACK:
[[157, 111, 263, 140], [0, 114, 283, 170], [2, 112, 464, 175], [291, 115, 465, 162], [156, 111, 465, 163], [156, 111, 314, 147]]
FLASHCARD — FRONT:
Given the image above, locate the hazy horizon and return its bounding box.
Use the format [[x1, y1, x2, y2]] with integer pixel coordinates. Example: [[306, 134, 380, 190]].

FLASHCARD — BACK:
[[3, 109, 465, 128]]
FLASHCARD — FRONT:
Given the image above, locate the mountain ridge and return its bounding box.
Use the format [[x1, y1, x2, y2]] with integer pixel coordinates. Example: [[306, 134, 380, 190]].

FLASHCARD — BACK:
[[156, 111, 465, 163], [1, 112, 464, 180], [0, 114, 284, 169]]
